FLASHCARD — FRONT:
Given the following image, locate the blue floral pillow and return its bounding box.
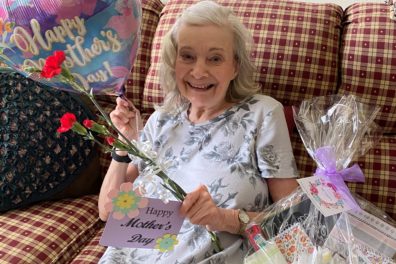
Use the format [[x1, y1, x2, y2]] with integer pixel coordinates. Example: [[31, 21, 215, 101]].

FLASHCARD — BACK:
[[0, 69, 101, 212]]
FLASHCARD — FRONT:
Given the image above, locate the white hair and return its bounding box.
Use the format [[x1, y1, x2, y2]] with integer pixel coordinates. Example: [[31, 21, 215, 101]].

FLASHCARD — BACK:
[[158, 0, 259, 113]]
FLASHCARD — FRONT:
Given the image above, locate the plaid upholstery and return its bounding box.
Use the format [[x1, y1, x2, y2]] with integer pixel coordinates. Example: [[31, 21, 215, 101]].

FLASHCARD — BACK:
[[142, 0, 343, 111], [69, 224, 106, 264], [0, 195, 101, 264], [338, 3, 396, 219], [339, 3, 396, 133], [291, 132, 317, 178], [347, 135, 396, 220], [125, 0, 165, 110]]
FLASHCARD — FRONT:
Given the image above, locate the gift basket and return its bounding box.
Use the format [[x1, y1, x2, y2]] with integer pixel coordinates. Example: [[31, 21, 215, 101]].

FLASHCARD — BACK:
[[244, 95, 396, 264]]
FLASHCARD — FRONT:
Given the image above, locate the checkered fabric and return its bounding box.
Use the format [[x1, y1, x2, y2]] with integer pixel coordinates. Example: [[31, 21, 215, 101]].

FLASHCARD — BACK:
[[69, 224, 106, 264], [290, 132, 317, 178], [347, 135, 396, 220], [339, 3, 396, 133], [125, 0, 165, 110], [142, 0, 343, 111], [0, 195, 102, 264]]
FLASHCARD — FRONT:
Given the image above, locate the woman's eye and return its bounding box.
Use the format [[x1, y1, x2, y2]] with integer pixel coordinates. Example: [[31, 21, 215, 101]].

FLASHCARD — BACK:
[[180, 53, 194, 62], [209, 56, 223, 63]]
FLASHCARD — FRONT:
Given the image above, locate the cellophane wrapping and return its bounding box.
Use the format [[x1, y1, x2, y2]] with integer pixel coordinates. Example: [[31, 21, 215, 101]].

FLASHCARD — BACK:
[[243, 95, 396, 264]]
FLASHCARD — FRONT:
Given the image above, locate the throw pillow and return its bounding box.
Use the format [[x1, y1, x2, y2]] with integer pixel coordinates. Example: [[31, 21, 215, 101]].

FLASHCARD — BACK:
[[0, 69, 101, 212]]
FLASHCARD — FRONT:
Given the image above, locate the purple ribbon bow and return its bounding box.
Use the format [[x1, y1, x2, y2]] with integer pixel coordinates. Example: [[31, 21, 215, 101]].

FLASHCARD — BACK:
[[314, 146, 364, 211]]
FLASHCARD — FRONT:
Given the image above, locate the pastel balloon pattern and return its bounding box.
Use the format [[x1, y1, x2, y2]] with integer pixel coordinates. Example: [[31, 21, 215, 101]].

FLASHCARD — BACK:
[[0, 0, 141, 94]]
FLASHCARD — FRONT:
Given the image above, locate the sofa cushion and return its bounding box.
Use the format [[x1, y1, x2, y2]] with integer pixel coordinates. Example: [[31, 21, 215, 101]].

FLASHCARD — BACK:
[[142, 0, 343, 113], [0, 70, 101, 212], [69, 225, 106, 263], [347, 135, 396, 220], [339, 3, 396, 133], [0, 195, 103, 264]]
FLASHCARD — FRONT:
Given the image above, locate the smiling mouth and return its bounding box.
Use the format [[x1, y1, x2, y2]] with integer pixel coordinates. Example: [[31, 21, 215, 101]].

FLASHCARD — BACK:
[[187, 82, 215, 90]]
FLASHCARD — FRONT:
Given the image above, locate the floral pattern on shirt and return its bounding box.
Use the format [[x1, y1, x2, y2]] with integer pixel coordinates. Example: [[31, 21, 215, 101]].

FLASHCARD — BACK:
[[99, 94, 298, 264]]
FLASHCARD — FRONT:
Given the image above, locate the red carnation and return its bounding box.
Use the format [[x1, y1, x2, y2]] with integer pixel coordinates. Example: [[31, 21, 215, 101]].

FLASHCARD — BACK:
[[57, 112, 77, 133], [106, 136, 115, 145], [83, 119, 94, 129], [41, 50, 66, 78]]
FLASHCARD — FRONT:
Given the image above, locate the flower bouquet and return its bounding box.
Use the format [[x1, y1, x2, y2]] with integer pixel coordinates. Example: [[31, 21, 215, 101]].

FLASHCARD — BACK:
[[26, 50, 223, 253], [243, 95, 396, 264]]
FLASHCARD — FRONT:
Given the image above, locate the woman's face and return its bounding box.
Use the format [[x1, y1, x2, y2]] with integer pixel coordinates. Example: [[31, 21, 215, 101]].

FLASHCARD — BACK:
[[175, 24, 237, 111]]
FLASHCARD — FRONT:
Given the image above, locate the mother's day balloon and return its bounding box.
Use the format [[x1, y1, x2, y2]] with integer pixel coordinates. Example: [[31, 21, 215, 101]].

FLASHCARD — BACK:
[[0, 0, 141, 94]]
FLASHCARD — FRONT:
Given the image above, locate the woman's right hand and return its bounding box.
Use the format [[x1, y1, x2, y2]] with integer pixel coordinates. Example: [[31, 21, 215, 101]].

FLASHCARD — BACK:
[[110, 97, 142, 142]]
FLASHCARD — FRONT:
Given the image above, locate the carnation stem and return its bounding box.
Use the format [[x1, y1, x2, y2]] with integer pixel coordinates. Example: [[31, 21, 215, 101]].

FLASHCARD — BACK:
[[88, 134, 112, 152], [69, 78, 223, 253], [37, 53, 223, 254], [69, 82, 140, 155], [157, 171, 223, 253]]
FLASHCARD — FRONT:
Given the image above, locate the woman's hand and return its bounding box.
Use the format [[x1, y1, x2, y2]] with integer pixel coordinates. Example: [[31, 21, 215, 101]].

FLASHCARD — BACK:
[[110, 97, 142, 142], [180, 185, 240, 234]]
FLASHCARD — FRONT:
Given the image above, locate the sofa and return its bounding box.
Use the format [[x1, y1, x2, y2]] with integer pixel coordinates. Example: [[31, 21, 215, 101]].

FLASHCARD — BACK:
[[0, 0, 394, 263]]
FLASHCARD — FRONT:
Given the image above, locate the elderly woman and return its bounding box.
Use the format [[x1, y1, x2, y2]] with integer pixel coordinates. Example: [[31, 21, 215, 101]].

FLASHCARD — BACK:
[[98, 1, 299, 263]]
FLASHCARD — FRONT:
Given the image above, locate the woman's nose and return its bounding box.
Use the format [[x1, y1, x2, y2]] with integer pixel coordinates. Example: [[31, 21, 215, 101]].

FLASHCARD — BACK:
[[190, 60, 208, 79]]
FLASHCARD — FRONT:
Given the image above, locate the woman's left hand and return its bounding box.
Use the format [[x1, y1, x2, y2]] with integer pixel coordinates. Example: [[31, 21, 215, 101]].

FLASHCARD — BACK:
[[180, 185, 239, 233]]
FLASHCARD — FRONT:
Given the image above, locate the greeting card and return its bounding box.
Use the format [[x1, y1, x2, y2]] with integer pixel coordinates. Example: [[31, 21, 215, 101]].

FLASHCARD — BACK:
[[99, 183, 185, 252], [298, 176, 352, 217]]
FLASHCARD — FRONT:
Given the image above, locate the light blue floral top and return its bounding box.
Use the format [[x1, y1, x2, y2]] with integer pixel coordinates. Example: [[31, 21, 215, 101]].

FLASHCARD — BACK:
[[99, 94, 298, 264]]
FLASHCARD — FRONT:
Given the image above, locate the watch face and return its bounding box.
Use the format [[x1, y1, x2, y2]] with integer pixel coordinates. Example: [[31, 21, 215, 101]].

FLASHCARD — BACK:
[[239, 210, 249, 223]]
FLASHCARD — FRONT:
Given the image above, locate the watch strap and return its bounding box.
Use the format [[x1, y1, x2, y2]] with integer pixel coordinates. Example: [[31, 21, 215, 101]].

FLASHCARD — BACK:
[[238, 209, 250, 235], [111, 149, 132, 163]]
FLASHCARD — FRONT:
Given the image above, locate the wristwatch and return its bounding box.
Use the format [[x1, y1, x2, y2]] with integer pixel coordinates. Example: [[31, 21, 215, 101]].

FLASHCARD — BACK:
[[111, 149, 132, 163], [238, 209, 250, 235]]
